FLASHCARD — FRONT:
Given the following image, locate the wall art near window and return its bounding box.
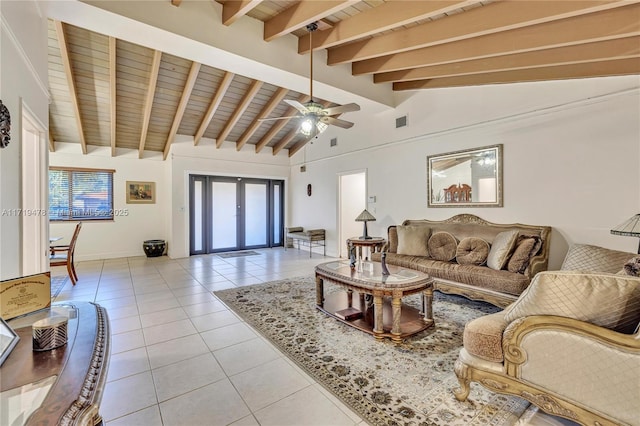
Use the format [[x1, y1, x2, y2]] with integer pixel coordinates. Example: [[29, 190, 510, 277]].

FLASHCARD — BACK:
[[0, 100, 11, 148], [427, 144, 503, 207], [126, 181, 156, 204]]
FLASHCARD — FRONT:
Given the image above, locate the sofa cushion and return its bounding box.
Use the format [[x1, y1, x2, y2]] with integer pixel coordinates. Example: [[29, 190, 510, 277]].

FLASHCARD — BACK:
[[456, 237, 490, 266], [504, 271, 640, 334], [487, 230, 519, 270], [397, 225, 430, 256], [428, 232, 458, 261], [374, 253, 531, 296], [622, 256, 640, 277], [507, 236, 542, 274], [463, 311, 509, 362]]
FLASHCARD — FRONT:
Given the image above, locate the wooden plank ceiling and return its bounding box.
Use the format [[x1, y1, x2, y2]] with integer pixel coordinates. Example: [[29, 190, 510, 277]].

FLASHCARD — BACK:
[[48, 0, 640, 159]]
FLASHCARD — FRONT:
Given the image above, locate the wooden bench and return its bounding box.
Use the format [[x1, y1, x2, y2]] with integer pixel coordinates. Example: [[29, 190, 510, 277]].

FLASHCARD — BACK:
[[285, 227, 326, 258]]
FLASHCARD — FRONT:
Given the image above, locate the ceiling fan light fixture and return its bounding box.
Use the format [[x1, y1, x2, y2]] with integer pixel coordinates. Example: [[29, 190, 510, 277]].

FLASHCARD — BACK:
[[299, 115, 328, 137], [300, 117, 316, 136]]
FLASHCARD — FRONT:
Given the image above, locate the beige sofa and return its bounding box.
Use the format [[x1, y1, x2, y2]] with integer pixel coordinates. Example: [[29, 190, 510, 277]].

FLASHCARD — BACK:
[[454, 244, 639, 426], [371, 214, 551, 308]]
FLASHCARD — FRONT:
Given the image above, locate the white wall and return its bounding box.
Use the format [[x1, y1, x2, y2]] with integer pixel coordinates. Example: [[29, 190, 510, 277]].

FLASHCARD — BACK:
[[49, 145, 168, 261], [288, 77, 640, 268], [0, 0, 49, 279], [168, 136, 291, 259]]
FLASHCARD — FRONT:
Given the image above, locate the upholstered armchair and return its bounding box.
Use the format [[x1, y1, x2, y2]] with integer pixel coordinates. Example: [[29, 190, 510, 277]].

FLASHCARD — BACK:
[[453, 245, 639, 426]]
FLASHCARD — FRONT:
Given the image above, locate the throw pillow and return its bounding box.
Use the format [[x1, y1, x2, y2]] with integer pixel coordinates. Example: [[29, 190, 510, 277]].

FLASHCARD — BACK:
[[456, 237, 490, 265], [507, 235, 542, 274], [623, 256, 640, 277], [396, 225, 431, 256], [487, 230, 519, 270], [427, 232, 458, 261], [504, 270, 640, 334]]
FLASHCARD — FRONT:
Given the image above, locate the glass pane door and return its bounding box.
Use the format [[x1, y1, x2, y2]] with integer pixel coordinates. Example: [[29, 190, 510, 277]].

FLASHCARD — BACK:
[[243, 182, 268, 247], [189, 175, 284, 255], [211, 180, 238, 251]]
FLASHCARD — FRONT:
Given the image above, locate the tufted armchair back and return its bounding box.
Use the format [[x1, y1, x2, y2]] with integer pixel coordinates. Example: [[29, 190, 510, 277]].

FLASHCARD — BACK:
[[561, 244, 636, 274]]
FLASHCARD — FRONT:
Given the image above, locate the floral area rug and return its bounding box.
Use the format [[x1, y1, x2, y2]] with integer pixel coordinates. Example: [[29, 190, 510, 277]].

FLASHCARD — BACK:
[[214, 276, 530, 426]]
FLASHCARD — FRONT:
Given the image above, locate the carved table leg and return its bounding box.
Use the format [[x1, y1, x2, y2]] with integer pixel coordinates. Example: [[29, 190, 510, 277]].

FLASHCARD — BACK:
[[373, 290, 384, 339], [315, 275, 324, 307], [347, 289, 353, 308], [391, 290, 403, 344], [422, 286, 434, 325]]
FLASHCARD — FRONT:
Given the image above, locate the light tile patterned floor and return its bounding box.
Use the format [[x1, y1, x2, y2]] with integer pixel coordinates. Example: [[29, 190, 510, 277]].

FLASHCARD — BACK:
[[51, 247, 576, 426]]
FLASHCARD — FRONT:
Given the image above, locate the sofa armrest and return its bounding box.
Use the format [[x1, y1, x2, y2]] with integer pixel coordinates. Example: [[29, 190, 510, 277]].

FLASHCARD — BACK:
[[502, 315, 640, 425]]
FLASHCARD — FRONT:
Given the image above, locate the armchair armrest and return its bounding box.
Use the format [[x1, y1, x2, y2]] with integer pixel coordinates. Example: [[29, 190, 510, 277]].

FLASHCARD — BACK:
[[503, 315, 640, 426], [50, 245, 71, 255]]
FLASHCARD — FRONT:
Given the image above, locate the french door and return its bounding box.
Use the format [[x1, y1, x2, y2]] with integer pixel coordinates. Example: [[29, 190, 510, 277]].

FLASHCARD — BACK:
[[189, 175, 284, 254]]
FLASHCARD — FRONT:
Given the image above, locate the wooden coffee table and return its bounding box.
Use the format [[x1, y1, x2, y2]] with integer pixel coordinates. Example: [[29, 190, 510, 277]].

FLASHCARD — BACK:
[[315, 260, 434, 343]]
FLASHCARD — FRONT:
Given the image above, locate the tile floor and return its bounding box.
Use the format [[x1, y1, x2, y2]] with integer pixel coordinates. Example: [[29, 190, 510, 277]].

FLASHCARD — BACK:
[[51, 247, 576, 426]]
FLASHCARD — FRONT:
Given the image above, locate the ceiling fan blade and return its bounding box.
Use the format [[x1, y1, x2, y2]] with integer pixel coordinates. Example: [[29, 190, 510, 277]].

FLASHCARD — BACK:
[[323, 103, 360, 116], [284, 100, 309, 114], [258, 115, 299, 122], [320, 116, 354, 129]]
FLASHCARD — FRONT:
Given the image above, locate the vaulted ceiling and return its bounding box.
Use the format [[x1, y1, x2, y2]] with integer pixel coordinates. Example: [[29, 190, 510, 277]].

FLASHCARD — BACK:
[[47, 0, 640, 159]]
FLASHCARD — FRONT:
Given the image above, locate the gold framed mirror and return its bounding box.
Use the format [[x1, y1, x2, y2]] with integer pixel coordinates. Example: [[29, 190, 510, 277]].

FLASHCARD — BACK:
[[427, 144, 503, 208]]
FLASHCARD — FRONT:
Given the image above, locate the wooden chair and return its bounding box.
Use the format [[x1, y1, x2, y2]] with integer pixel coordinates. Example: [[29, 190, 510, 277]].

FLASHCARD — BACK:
[[50, 222, 82, 285]]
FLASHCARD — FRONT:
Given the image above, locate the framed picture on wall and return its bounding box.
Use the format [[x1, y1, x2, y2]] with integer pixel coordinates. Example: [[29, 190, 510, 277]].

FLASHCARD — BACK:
[[126, 181, 156, 204]]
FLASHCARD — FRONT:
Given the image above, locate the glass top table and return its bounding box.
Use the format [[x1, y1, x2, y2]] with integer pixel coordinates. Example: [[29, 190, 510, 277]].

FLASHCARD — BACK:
[[315, 260, 434, 343]]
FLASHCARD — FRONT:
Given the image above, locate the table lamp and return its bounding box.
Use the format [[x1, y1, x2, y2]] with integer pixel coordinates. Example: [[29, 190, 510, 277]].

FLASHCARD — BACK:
[[610, 213, 640, 253], [355, 209, 376, 240]]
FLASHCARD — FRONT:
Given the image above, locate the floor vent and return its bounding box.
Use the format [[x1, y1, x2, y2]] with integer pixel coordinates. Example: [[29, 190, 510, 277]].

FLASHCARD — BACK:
[[330, 138, 337, 147], [396, 115, 408, 128]]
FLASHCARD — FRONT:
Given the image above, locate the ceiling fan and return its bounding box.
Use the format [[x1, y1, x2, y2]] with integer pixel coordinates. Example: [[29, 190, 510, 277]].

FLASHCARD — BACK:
[[259, 22, 360, 137]]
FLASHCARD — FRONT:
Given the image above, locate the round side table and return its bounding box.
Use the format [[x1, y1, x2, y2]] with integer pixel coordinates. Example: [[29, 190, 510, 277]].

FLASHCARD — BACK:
[[346, 237, 386, 261]]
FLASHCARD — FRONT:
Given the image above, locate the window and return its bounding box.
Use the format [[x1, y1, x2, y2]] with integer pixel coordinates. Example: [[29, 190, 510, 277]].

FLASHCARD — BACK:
[[49, 167, 114, 221]]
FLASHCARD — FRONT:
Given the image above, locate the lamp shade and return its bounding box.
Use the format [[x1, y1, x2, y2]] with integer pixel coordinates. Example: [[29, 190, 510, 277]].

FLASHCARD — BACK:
[[611, 214, 640, 254], [355, 209, 376, 222], [611, 214, 640, 237]]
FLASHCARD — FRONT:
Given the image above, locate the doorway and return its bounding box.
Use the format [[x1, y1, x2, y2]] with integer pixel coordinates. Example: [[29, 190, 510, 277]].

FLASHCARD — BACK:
[[338, 171, 366, 258], [22, 106, 48, 275], [189, 175, 284, 254]]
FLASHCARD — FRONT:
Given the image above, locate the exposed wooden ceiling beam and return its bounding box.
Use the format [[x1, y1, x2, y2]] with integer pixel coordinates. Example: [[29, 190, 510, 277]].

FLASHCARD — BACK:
[[392, 57, 640, 91], [283, 101, 331, 157], [272, 128, 299, 156], [48, 128, 55, 152], [357, 4, 640, 75], [109, 36, 116, 157], [216, 79, 263, 148], [222, 0, 262, 26], [236, 87, 288, 151], [255, 94, 309, 153], [163, 61, 201, 160], [194, 71, 235, 146], [264, 0, 358, 42], [328, 0, 634, 65], [375, 37, 640, 83], [138, 50, 162, 159], [298, 0, 476, 54], [55, 20, 87, 155]]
